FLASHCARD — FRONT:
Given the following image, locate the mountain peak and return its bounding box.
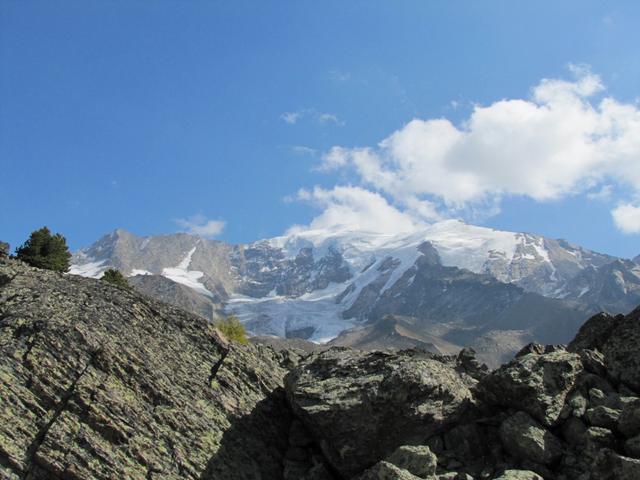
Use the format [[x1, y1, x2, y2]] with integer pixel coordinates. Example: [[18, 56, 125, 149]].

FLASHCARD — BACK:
[[69, 222, 640, 352]]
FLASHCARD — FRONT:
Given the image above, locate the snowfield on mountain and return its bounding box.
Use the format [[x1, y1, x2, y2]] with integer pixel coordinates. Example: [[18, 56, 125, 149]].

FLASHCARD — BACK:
[[70, 221, 640, 365]]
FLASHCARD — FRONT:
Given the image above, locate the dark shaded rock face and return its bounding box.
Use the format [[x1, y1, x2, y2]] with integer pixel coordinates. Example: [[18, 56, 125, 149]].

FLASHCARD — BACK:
[[568, 306, 640, 391], [285, 348, 474, 478], [0, 241, 9, 257], [6, 254, 640, 480], [0, 257, 291, 480], [567, 311, 623, 352], [595, 308, 640, 391]]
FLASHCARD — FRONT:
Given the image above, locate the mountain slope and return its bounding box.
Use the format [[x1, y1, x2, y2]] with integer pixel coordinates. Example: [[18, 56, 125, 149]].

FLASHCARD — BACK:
[[327, 315, 459, 354], [128, 273, 221, 320], [561, 258, 640, 313]]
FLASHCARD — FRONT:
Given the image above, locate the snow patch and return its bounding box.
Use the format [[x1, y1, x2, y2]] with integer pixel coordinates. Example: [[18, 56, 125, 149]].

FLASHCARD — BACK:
[[422, 220, 518, 273], [227, 281, 356, 343], [162, 247, 214, 298], [130, 269, 152, 276], [69, 260, 107, 278], [578, 286, 590, 298]]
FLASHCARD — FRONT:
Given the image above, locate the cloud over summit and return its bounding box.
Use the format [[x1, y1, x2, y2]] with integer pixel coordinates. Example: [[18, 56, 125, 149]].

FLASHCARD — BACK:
[[175, 215, 226, 238], [306, 66, 640, 234]]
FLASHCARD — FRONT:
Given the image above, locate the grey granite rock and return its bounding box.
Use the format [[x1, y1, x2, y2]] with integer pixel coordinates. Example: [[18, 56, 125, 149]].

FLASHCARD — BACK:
[[285, 348, 473, 478], [584, 405, 620, 429], [385, 445, 437, 478], [353, 461, 424, 480], [491, 470, 543, 480], [498, 411, 562, 466], [477, 348, 584, 427]]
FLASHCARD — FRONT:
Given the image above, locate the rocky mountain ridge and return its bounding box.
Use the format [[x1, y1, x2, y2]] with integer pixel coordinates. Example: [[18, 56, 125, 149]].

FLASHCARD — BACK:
[[68, 224, 640, 364], [3, 256, 640, 479], [71, 223, 637, 312]]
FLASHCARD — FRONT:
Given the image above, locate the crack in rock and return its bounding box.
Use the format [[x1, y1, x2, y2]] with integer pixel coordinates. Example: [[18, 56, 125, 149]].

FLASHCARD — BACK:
[[22, 348, 101, 479], [209, 347, 230, 385]]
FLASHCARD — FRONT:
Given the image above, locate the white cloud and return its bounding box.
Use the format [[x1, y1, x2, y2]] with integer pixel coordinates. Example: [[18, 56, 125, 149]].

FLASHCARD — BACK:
[[328, 69, 351, 82], [317, 146, 350, 171], [289, 145, 317, 156], [280, 112, 301, 124], [288, 186, 424, 235], [317, 113, 345, 126], [175, 215, 226, 238], [612, 204, 640, 234], [315, 65, 640, 232], [280, 109, 344, 127]]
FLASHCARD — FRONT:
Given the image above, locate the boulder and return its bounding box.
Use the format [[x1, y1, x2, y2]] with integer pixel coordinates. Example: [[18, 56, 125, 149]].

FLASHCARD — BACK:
[[579, 349, 608, 377], [610, 453, 640, 480], [498, 411, 562, 466], [285, 348, 473, 478], [0, 241, 8, 257], [443, 423, 485, 463], [436, 474, 474, 480], [567, 312, 622, 352], [561, 417, 587, 446], [354, 461, 424, 480], [582, 427, 617, 461], [514, 343, 545, 358], [625, 434, 640, 458], [599, 308, 640, 391], [568, 307, 640, 392], [491, 470, 543, 480], [477, 348, 583, 427], [588, 388, 607, 407], [594, 450, 640, 480], [302, 462, 335, 480], [456, 348, 488, 381], [584, 405, 620, 429], [567, 391, 588, 417], [617, 401, 640, 438], [386, 445, 437, 478], [289, 419, 315, 448]]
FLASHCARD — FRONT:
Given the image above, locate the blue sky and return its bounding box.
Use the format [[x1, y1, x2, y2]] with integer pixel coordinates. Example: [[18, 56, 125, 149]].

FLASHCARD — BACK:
[[2, 1, 640, 257]]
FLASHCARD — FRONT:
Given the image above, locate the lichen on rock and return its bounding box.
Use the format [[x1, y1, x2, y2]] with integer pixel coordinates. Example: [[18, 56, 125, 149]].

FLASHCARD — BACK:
[[0, 256, 291, 480]]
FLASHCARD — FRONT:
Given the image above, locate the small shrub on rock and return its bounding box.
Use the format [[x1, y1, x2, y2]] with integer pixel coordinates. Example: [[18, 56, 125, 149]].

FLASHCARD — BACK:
[[214, 315, 248, 344], [101, 268, 131, 290]]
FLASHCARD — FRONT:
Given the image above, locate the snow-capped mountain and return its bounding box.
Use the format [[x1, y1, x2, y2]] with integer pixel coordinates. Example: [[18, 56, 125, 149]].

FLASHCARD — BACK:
[[70, 221, 640, 352], [265, 220, 617, 299]]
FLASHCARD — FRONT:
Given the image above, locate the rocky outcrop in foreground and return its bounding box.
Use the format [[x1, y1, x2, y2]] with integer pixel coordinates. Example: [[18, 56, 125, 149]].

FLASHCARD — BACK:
[[283, 310, 640, 480], [0, 257, 291, 479], [3, 256, 640, 479]]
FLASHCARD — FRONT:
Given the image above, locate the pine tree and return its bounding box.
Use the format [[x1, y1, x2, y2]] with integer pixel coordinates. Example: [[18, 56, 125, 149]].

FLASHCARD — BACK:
[[16, 227, 71, 272], [101, 268, 131, 290]]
